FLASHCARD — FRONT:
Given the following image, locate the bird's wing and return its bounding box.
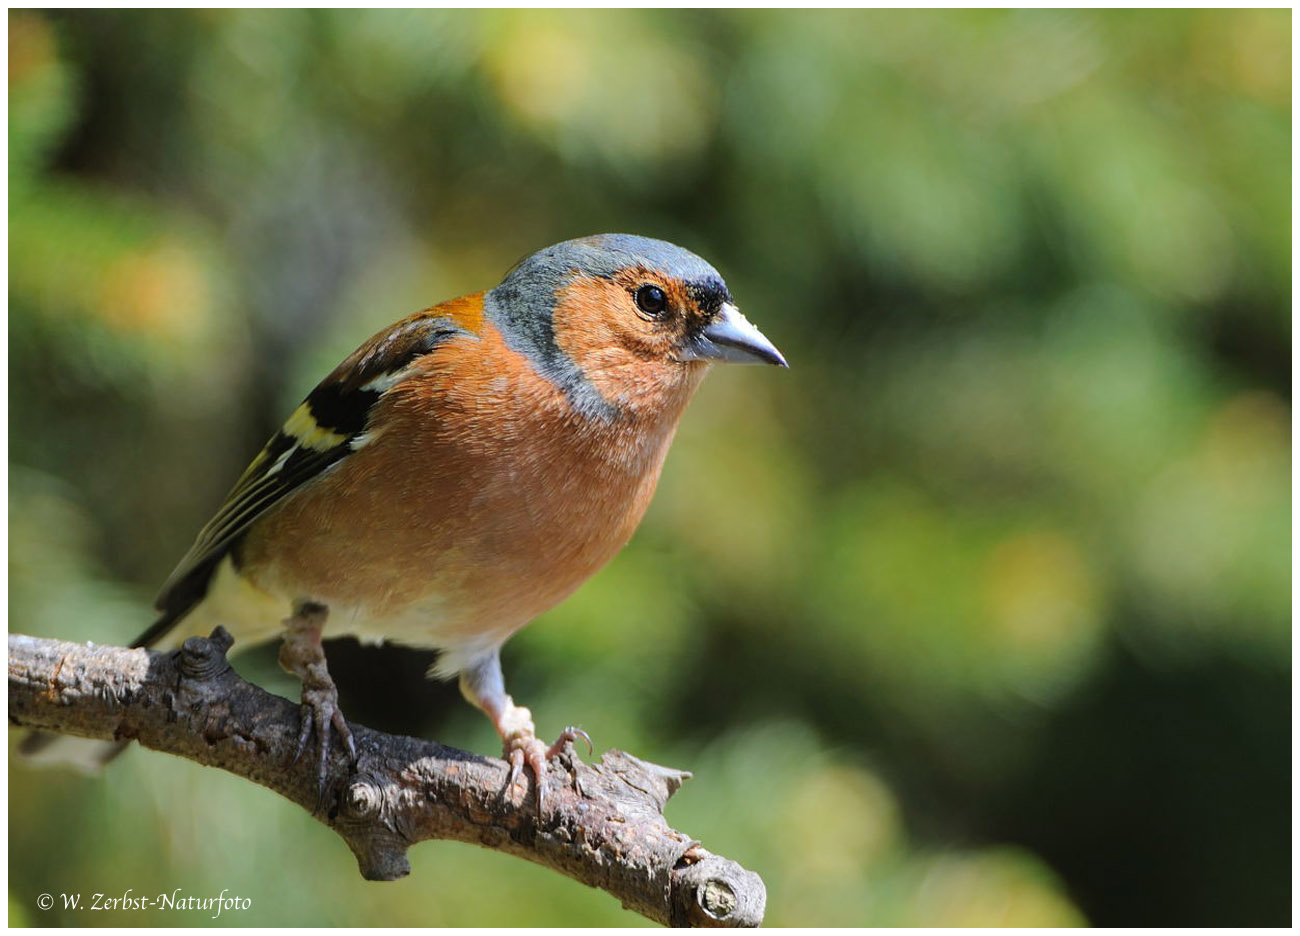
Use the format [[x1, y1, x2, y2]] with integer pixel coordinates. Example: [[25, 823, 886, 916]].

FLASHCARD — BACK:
[[144, 307, 475, 642]]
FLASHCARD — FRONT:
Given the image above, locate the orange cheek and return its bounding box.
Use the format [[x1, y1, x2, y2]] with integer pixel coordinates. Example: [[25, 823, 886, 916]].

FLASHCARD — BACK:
[[552, 278, 678, 384], [552, 278, 627, 359]]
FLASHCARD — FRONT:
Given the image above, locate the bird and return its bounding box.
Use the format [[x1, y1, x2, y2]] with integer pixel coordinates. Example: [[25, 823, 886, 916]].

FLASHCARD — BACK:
[[23, 233, 787, 796]]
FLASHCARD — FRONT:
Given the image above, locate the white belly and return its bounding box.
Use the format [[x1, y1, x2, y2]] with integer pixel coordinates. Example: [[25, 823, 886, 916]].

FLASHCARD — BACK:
[[172, 555, 501, 679]]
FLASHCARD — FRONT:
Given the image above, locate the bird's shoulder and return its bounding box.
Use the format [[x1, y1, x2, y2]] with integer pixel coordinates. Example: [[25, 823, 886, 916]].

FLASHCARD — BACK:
[[320, 293, 486, 397]]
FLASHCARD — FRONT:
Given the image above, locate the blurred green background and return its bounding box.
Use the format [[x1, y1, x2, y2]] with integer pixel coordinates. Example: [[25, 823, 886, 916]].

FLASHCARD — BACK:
[[8, 9, 1290, 927]]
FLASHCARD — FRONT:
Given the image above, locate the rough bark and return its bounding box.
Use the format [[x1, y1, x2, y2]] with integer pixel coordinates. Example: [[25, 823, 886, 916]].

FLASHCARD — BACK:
[[8, 629, 765, 928]]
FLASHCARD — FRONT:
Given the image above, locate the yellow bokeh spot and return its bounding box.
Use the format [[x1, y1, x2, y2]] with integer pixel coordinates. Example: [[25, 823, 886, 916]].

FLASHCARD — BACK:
[[1129, 388, 1289, 648], [8, 11, 55, 85], [981, 530, 1099, 656], [1199, 390, 1290, 502], [909, 850, 1086, 927], [776, 764, 902, 878], [486, 22, 589, 129], [481, 12, 714, 167], [96, 243, 210, 342], [1192, 9, 1291, 105]]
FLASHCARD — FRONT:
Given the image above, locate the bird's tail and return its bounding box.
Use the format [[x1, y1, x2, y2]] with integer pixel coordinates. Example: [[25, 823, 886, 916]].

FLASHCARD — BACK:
[[17, 608, 186, 772]]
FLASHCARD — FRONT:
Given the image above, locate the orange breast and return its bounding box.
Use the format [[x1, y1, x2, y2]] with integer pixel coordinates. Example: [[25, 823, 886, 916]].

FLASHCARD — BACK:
[[238, 312, 704, 649]]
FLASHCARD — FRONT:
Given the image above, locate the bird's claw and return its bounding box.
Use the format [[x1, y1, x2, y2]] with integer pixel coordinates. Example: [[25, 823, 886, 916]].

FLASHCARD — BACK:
[[293, 680, 358, 796], [548, 725, 593, 759], [503, 726, 591, 811]]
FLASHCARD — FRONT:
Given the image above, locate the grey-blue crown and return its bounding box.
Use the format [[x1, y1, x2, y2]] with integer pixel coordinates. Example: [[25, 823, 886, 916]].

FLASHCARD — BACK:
[[497, 234, 726, 294]]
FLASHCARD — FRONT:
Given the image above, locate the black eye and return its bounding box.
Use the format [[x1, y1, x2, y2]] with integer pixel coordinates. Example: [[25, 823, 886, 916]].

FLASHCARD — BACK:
[[634, 284, 668, 317]]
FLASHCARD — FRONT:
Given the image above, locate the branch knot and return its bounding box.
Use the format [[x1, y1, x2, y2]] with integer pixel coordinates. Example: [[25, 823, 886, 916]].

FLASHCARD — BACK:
[[178, 627, 234, 680], [343, 776, 383, 820]]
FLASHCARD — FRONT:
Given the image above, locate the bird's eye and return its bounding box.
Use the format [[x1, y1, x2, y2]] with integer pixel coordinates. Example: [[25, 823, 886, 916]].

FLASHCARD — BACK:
[[634, 284, 668, 318]]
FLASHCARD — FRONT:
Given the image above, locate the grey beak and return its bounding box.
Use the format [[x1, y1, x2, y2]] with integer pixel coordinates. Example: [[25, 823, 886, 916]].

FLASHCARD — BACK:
[[681, 303, 788, 367]]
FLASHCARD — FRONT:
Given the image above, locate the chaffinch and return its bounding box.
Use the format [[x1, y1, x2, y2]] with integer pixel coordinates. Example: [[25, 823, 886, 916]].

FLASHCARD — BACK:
[[30, 234, 786, 793]]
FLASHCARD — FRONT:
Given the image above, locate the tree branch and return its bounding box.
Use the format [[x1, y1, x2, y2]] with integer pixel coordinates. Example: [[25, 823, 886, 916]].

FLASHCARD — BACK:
[[8, 630, 765, 927]]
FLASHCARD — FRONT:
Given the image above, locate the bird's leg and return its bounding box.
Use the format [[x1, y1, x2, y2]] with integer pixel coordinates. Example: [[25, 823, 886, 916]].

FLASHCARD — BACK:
[[279, 601, 358, 790], [459, 649, 591, 806]]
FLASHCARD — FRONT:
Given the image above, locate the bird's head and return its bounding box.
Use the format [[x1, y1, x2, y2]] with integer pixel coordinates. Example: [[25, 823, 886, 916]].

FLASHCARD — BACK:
[[485, 234, 786, 419]]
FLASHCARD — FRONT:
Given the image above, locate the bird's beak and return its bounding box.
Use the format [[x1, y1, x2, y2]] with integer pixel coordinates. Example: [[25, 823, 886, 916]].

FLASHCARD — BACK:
[[681, 303, 788, 367]]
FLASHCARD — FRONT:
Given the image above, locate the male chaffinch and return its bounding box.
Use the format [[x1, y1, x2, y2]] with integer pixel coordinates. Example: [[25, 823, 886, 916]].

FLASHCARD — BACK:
[[29, 234, 786, 793]]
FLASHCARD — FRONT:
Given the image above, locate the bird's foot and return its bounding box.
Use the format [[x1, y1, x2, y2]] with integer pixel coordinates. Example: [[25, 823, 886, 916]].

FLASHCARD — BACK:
[[457, 650, 591, 810], [295, 670, 358, 779], [279, 603, 358, 797], [504, 724, 593, 786], [500, 715, 592, 810]]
